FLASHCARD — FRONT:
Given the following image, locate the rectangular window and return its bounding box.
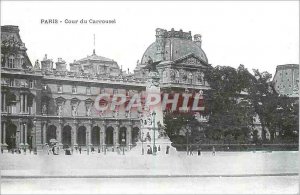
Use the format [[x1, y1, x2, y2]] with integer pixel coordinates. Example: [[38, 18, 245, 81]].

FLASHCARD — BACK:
[[8, 105, 16, 114], [9, 79, 14, 87], [1, 93, 5, 112], [58, 85, 63, 93], [29, 80, 34, 89], [72, 85, 77, 94], [86, 87, 91, 95], [8, 58, 14, 68]]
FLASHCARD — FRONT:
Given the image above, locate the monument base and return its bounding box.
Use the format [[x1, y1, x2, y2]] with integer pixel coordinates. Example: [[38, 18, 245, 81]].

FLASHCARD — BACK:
[[129, 136, 177, 156]]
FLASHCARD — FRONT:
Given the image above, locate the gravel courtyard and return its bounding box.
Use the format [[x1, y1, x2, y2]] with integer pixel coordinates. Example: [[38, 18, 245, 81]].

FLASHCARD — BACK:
[[1, 151, 298, 194]]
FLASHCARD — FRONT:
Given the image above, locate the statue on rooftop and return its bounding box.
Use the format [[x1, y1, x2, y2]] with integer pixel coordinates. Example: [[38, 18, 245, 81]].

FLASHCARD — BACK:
[[143, 57, 160, 72]]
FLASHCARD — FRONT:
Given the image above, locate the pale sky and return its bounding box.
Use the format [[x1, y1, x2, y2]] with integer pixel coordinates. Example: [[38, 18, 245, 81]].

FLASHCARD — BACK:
[[1, 1, 299, 76]]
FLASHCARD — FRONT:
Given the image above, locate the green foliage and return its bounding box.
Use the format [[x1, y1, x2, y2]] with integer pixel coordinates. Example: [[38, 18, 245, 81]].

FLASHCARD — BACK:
[[164, 111, 195, 136], [203, 65, 255, 143], [163, 64, 298, 148]]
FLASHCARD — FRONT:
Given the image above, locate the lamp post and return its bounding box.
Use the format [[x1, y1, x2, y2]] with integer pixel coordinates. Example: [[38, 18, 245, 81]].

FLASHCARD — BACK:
[[152, 111, 156, 155], [186, 119, 191, 156], [87, 130, 90, 155], [186, 125, 190, 156], [141, 131, 144, 155], [33, 118, 37, 155], [122, 132, 125, 155]]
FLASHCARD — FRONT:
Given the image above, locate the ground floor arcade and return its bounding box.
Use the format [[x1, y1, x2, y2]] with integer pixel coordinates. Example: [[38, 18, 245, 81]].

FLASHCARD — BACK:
[[1, 117, 141, 153]]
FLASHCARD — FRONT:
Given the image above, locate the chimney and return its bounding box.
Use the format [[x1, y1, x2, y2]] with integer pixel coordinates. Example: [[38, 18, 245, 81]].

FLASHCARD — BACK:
[[155, 28, 166, 62], [41, 54, 53, 71], [194, 34, 202, 48], [56, 58, 67, 71]]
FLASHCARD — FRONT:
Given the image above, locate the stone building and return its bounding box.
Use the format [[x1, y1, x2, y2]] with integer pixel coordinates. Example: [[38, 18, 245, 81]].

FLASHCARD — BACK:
[[1, 26, 210, 153], [134, 28, 210, 91], [273, 64, 299, 97]]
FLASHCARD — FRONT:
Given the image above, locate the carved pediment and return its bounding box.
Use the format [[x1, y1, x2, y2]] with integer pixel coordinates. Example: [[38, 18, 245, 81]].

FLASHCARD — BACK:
[[85, 98, 94, 105], [70, 97, 80, 105], [55, 96, 66, 105], [181, 57, 201, 64], [174, 53, 207, 66]]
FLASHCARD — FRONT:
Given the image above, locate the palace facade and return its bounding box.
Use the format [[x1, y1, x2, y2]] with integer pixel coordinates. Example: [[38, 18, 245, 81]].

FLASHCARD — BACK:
[[273, 64, 299, 97], [1, 26, 210, 153]]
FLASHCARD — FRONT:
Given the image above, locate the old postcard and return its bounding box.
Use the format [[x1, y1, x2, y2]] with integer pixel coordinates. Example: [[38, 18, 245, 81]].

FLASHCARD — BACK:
[[0, 1, 299, 194]]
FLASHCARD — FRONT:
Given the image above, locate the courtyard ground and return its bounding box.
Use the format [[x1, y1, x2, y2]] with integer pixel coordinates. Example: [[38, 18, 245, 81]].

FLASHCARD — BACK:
[[0, 151, 298, 194]]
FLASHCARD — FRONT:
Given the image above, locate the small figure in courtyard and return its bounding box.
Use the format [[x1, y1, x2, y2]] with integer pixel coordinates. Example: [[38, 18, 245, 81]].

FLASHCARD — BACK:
[[212, 146, 216, 156], [56, 145, 59, 155], [197, 147, 201, 156], [153, 145, 157, 154], [45, 144, 49, 155], [189, 146, 193, 156], [79, 146, 82, 154], [52, 146, 55, 155], [166, 145, 170, 154], [65, 145, 71, 155], [158, 145, 161, 152]]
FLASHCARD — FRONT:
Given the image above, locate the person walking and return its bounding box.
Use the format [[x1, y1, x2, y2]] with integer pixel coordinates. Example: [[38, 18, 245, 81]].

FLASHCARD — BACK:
[[212, 146, 216, 156], [166, 145, 170, 155], [197, 147, 201, 156], [79, 146, 82, 154], [45, 144, 49, 155], [189, 146, 193, 156]]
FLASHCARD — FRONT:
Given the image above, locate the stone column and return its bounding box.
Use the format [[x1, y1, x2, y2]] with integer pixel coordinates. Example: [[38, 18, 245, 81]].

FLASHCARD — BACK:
[[57, 121, 63, 146], [72, 121, 78, 148], [25, 94, 28, 113], [42, 122, 47, 145], [33, 97, 36, 115], [3, 122, 7, 145], [19, 122, 24, 146], [35, 120, 42, 151], [0, 122, 4, 145], [114, 125, 119, 151], [24, 122, 28, 148], [20, 94, 24, 113], [86, 122, 92, 154], [100, 124, 106, 152], [3, 93, 6, 112], [16, 123, 20, 149], [127, 126, 132, 150], [31, 119, 37, 154]]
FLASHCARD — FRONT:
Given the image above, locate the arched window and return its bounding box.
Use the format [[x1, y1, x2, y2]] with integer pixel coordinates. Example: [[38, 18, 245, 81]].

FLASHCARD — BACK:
[[1, 54, 5, 67], [170, 70, 175, 82], [8, 55, 15, 68], [162, 70, 168, 83], [188, 72, 193, 84], [72, 85, 77, 94]]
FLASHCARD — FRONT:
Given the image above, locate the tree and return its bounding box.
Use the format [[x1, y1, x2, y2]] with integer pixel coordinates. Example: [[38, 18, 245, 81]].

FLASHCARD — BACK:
[[163, 111, 200, 149], [203, 65, 255, 143]]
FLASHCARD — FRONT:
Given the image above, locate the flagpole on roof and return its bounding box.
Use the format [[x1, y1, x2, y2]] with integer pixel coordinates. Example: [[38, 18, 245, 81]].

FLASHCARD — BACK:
[[93, 34, 96, 55]]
